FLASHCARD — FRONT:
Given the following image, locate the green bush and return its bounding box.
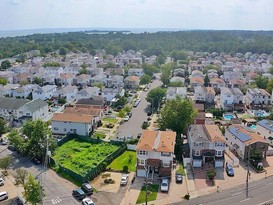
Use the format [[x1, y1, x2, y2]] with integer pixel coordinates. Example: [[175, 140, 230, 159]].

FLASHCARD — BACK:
[[184, 193, 190, 200], [123, 165, 129, 173]]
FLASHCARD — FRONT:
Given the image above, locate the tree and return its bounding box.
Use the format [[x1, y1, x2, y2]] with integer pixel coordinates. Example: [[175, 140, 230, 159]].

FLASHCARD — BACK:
[[33, 77, 43, 85], [142, 63, 159, 76], [1, 60, 11, 69], [146, 87, 166, 111], [169, 81, 183, 87], [269, 67, 273, 75], [79, 68, 88, 75], [159, 96, 197, 134], [255, 76, 269, 89], [156, 54, 166, 65], [139, 74, 151, 85], [7, 129, 26, 155], [267, 78, 273, 94], [59, 47, 68, 55], [0, 77, 8, 85], [171, 50, 187, 61], [24, 174, 44, 205], [93, 83, 104, 90], [42, 62, 61, 67], [0, 156, 12, 171], [204, 74, 210, 87], [14, 168, 29, 186], [0, 118, 7, 137], [118, 110, 126, 118]]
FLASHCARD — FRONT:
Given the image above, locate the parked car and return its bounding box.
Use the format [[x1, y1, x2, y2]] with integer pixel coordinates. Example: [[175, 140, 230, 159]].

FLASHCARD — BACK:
[[7, 145, 16, 151], [81, 183, 93, 195], [128, 112, 132, 118], [0, 140, 8, 145], [133, 101, 140, 107], [120, 174, 129, 186], [82, 197, 95, 205], [137, 133, 142, 139], [124, 116, 130, 121], [0, 191, 8, 201], [115, 105, 123, 111], [160, 178, 169, 192], [226, 164, 234, 177], [72, 189, 86, 200], [0, 178, 4, 186], [147, 111, 152, 116], [175, 174, 183, 183]]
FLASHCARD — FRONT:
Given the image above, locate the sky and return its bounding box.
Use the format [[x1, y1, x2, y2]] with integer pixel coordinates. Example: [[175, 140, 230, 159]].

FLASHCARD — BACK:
[[1, 0, 272, 31]]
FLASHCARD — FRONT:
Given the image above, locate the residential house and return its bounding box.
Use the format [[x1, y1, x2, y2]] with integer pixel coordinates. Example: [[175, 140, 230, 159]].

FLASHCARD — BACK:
[[40, 73, 55, 85], [101, 87, 125, 103], [220, 87, 244, 111], [128, 68, 143, 77], [144, 55, 157, 65], [89, 67, 103, 77], [32, 85, 57, 100], [55, 73, 75, 86], [223, 71, 242, 83], [206, 87, 216, 104], [0, 97, 48, 122], [105, 68, 125, 76], [105, 75, 124, 88], [0, 84, 20, 97], [188, 61, 203, 72], [73, 74, 91, 87], [256, 119, 273, 144], [225, 125, 269, 159], [124, 76, 140, 90], [188, 124, 226, 168], [246, 72, 258, 83], [190, 70, 204, 78], [53, 86, 78, 103], [63, 67, 81, 75], [245, 88, 271, 106], [194, 86, 215, 103], [44, 67, 64, 76], [173, 68, 185, 77], [0, 71, 15, 83], [207, 72, 218, 79], [76, 96, 105, 108], [75, 87, 100, 101], [228, 79, 246, 89], [51, 113, 94, 136], [190, 77, 204, 91], [90, 74, 107, 86], [136, 130, 176, 178], [166, 87, 187, 100], [13, 73, 30, 84], [12, 84, 39, 99], [210, 78, 226, 90]]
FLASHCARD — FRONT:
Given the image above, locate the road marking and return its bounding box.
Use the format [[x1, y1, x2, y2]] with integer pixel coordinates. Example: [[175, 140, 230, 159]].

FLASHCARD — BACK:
[[51, 197, 62, 204], [266, 182, 273, 186], [240, 198, 251, 203], [231, 191, 243, 196], [257, 199, 273, 205]]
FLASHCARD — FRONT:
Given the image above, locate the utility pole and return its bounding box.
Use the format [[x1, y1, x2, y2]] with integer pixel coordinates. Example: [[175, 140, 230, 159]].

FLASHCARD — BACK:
[[246, 144, 250, 198]]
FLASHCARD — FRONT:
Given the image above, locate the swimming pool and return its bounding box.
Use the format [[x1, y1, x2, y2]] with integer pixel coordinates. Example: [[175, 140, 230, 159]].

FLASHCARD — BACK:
[[250, 125, 257, 130], [223, 113, 236, 121]]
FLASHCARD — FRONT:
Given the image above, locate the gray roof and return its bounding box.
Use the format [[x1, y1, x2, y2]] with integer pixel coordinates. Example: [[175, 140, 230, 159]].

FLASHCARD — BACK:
[[228, 126, 251, 142], [76, 96, 104, 106], [77, 87, 99, 95], [25, 99, 48, 112], [55, 86, 78, 95], [0, 97, 29, 110], [188, 124, 210, 142], [257, 119, 273, 132]]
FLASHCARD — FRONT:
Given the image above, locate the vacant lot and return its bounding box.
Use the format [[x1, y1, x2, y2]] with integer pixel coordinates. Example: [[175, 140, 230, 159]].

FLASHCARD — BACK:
[[53, 139, 119, 176], [107, 150, 136, 172]]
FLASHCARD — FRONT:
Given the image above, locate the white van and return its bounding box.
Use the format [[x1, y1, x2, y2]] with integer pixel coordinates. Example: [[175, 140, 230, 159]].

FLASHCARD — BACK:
[[0, 191, 8, 201]]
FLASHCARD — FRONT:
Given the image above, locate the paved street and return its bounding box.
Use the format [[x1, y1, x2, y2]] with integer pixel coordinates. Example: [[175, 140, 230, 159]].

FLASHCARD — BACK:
[[173, 175, 273, 205], [117, 74, 161, 139]]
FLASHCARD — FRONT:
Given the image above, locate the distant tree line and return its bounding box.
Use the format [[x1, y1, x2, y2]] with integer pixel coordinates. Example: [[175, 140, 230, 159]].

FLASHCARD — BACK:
[[0, 30, 273, 58]]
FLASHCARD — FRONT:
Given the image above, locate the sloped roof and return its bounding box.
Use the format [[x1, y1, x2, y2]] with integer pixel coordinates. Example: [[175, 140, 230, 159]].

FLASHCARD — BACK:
[[25, 99, 48, 112], [0, 97, 29, 110], [51, 113, 92, 123]]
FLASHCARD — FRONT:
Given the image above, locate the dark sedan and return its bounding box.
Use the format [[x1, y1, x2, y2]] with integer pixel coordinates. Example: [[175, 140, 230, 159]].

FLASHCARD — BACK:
[[175, 173, 183, 183]]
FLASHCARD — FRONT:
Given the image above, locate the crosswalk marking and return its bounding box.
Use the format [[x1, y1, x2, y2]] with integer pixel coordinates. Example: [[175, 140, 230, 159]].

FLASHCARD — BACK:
[[51, 197, 62, 204]]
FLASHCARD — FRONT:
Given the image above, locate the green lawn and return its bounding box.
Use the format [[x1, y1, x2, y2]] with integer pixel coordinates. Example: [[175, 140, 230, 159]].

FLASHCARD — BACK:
[[107, 151, 136, 172], [176, 163, 186, 176], [53, 139, 119, 176], [92, 131, 106, 139], [102, 117, 118, 123], [136, 184, 159, 204]]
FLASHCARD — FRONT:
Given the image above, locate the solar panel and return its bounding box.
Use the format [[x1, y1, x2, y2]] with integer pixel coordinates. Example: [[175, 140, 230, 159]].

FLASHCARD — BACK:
[[237, 132, 251, 142]]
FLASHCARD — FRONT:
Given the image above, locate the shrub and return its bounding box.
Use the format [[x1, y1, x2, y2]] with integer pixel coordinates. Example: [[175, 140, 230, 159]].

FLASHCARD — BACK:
[[184, 193, 190, 200], [123, 165, 129, 173]]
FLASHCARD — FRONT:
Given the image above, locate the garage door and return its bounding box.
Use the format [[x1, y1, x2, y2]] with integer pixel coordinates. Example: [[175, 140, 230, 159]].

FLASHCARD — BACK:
[[137, 169, 146, 177], [215, 160, 224, 168], [193, 159, 202, 168]]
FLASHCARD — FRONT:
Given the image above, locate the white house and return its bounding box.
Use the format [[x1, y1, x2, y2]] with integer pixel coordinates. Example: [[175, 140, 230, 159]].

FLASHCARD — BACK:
[[105, 75, 124, 88], [256, 119, 273, 144], [90, 74, 107, 86], [0, 84, 20, 97], [73, 74, 91, 87], [44, 67, 64, 76], [166, 87, 187, 100], [194, 86, 206, 102], [210, 78, 226, 90], [136, 130, 176, 178], [225, 125, 269, 160], [53, 86, 78, 103], [22, 99, 49, 121], [188, 124, 226, 168], [0, 71, 14, 84], [128, 68, 143, 77], [245, 88, 271, 106], [32, 85, 57, 100], [101, 87, 125, 103], [220, 87, 244, 111], [12, 84, 39, 99], [51, 113, 94, 136], [75, 87, 100, 101]]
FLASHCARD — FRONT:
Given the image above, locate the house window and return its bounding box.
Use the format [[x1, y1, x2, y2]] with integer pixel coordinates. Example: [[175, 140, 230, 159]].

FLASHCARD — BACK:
[[53, 127, 58, 131], [194, 142, 203, 147], [162, 162, 170, 167], [138, 159, 146, 165], [193, 150, 200, 156], [138, 150, 148, 156], [161, 152, 171, 157], [216, 150, 223, 156], [64, 128, 66, 131], [215, 142, 224, 147]]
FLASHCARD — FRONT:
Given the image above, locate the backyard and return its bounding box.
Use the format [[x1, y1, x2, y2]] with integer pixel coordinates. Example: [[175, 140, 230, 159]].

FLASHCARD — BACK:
[[102, 117, 118, 124], [136, 184, 159, 204], [53, 139, 120, 176], [107, 150, 137, 172]]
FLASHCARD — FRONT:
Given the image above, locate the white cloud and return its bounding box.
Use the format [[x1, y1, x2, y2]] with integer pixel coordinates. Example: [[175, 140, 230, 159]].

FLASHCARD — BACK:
[[0, 0, 272, 30]]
